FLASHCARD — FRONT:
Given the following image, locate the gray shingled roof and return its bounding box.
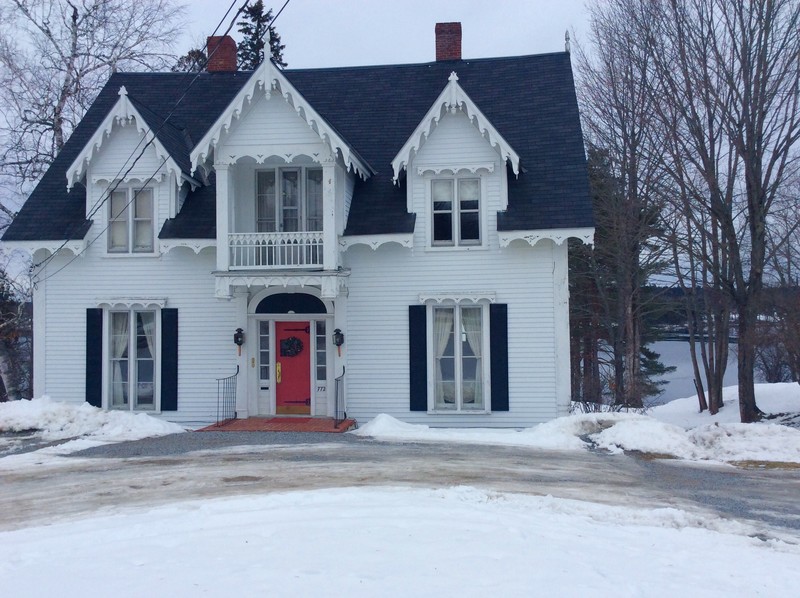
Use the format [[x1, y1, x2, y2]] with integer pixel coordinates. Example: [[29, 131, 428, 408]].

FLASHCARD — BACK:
[[3, 53, 592, 242]]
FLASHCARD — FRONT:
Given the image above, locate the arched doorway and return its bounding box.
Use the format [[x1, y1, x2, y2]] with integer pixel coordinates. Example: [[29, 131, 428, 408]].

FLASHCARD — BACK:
[[249, 291, 331, 416]]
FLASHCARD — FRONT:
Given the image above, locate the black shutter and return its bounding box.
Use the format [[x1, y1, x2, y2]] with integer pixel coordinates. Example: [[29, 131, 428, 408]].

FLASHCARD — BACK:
[[409, 305, 428, 411], [161, 308, 178, 411], [489, 303, 509, 411], [85, 308, 103, 407]]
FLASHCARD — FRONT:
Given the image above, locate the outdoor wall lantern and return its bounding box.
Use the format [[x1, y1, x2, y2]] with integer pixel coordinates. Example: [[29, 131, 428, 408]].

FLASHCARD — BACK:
[[234, 327, 245, 355], [332, 328, 344, 356]]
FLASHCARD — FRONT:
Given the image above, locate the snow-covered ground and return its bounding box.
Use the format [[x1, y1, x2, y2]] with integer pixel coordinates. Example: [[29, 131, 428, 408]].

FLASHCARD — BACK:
[[1, 384, 799, 596], [2, 486, 798, 597]]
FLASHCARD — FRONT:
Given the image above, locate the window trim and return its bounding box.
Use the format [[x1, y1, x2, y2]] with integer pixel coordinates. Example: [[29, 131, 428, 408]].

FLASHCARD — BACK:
[[425, 301, 491, 414], [428, 174, 485, 249], [255, 166, 324, 233], [103, 308, 161, 412], [107, 186, 156, 254]]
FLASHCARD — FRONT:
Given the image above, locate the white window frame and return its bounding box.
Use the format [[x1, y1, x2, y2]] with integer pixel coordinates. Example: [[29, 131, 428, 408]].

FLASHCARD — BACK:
[[429, 175, 484, 248], [105, 308, 160, 412], [255, 166, 324, 233], [426, 301, 491, 413], [107, 186, 155, 254]]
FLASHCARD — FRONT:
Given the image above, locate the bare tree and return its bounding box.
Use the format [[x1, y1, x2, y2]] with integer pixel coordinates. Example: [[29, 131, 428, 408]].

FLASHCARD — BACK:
[[639, 0, 800, 422], [0, 0, 185, 399], [0, 0, 186, 189], [573, 1, 672, 408], [759, 178, 800, 382], [0, 247, 31, 401], [584, 0, 800, 421]]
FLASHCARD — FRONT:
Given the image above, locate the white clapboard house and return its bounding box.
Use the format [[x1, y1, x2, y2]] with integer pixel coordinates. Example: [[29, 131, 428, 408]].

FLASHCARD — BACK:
[[3, 24, 593, 427]]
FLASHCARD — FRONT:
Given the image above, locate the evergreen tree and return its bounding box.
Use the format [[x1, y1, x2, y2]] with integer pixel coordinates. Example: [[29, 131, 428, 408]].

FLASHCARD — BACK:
[[237, 1, 286, 70], [172, 48, 207, 73], [569, 147, 674, 408]]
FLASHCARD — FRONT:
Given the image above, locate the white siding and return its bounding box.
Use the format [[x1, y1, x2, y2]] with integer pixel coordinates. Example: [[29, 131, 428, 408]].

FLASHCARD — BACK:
[[340, 111, 564, 427], [39, 245, 238, 427], [90, 122, 170, 187], [219, 94, 325, 157], [343, 241, 559, 427]]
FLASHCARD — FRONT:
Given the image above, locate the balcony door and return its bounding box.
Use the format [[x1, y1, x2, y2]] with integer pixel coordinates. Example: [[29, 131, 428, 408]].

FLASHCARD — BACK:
[[257, 167, 323, 233]]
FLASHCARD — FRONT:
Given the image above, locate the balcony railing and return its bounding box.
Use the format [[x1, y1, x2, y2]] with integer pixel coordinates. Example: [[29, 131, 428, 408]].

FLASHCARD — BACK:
[[229, 231, 324, 269]]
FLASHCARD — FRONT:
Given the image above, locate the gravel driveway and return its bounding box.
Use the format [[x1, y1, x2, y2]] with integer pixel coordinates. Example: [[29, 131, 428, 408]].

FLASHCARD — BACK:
[[1, 431, 799, 539]]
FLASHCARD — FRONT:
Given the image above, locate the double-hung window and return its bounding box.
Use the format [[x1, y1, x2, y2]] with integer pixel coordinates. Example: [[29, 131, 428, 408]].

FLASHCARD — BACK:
[[432, 305, 485, 411], [109, 188, 154, 253], [109, 310, 157, 411], [431, 178, 481, 246], [256, 167, 323, 233]]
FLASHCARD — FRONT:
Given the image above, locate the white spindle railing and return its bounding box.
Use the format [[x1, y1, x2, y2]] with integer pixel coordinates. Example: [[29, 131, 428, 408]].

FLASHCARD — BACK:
[[229, 231, 324, 269]]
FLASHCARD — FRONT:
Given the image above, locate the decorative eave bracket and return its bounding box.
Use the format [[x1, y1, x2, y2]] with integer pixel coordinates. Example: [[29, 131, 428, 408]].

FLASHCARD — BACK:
[[338, 233, 413, 251], [66, 86, 184, 190], [498, 227, 595, 248], [159, 239, 216, 255], [213, 269, 351, 300], [190, 60, 371, 179], [7, 239, 88, 258], [418, 291, 497, 304], [95, 297, 167, 309], [391, 72, 521, 183]]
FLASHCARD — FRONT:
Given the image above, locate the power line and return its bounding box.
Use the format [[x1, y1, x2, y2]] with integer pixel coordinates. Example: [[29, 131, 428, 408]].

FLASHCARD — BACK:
[[31, 0, 250, 283], [32, 0, 293, 285]]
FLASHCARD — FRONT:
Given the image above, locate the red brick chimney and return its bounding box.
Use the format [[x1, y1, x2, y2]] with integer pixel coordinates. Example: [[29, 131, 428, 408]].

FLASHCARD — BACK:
[[435, 22, 462, 61], [206, 35, 237, 72]]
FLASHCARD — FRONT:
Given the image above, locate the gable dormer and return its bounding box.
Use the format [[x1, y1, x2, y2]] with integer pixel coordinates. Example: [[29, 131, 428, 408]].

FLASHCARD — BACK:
[[391, 72, 520, 188], [65, 87, 199, 257], [392, 73, 521, 250], [190, 59, 370, 178], [67, 86, 190, 192]]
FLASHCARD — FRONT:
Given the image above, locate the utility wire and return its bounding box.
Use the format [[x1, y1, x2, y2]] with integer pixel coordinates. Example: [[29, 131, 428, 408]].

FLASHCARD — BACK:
[[31, 0, 250, 283], [32, 0, 293, 285]]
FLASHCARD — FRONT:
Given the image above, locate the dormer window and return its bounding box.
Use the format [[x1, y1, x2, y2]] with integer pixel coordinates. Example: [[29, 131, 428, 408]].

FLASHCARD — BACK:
[[431, 177, 481, 246], [109, 188, 154, 253]]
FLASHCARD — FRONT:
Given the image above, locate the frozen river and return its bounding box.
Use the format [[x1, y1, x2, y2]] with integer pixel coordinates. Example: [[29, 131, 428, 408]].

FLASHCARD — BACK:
[[650, 340, 739, 404]]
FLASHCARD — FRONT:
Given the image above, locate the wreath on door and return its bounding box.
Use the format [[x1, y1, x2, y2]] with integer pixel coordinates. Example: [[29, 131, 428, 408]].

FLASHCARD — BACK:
[[280, 336, 304, 357]]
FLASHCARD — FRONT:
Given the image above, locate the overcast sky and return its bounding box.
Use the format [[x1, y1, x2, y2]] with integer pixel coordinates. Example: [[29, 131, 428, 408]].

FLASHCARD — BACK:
[[183, 0, 591, 69]]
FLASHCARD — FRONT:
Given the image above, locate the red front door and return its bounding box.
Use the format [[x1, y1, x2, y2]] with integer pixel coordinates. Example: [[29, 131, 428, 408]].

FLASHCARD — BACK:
[[275, 321, 311, 415]]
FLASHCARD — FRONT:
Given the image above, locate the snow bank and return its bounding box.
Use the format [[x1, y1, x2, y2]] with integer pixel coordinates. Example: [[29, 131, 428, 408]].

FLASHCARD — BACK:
[[354, 384, 800, 463], [0, 397, 184, 441], [352, 413, 585, 450], [650, 382, 800, 428]]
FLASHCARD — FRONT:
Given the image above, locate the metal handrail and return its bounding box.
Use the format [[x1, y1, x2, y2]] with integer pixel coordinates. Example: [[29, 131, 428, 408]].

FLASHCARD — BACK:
[[215, 366, 239, 425], [334, 366, 346, 427]]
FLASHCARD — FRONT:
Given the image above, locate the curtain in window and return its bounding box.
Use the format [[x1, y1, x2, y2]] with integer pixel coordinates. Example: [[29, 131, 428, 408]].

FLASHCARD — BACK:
[[461, 307, 483, 407], [433, 308, 454, 405], [142, 312, 156, 358], [111, 313, 129, 406], [109, 191, 128, 250]]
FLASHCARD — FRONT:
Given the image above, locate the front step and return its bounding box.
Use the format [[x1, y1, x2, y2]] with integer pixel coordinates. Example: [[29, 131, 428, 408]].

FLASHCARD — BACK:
[[199, 417, 356, 433]]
